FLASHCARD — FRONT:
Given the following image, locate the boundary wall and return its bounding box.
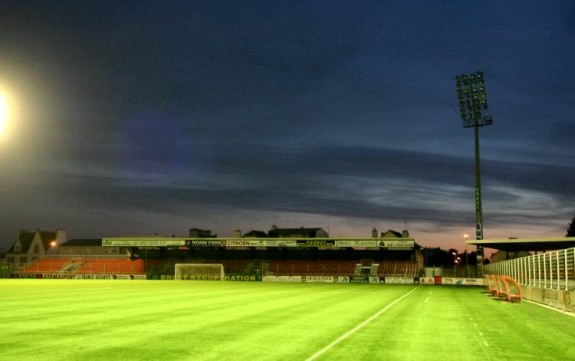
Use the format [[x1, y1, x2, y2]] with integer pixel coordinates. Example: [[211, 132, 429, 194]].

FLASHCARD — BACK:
[[16, 273, 147, 280], [483, 247, 575, 312], [262, 275, 483, 285]]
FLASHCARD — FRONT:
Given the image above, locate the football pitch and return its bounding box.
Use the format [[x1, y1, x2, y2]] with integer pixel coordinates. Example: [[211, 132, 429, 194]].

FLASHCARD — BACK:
[[1, 280, 573, 361]]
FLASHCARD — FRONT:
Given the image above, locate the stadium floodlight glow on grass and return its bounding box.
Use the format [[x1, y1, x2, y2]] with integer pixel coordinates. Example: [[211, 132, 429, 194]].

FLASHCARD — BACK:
[[455, 71, 494, 266], [3, 281, 574, 360]]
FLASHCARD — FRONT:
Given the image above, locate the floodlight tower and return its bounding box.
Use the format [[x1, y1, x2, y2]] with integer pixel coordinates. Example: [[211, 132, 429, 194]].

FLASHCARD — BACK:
[[455, 71, 493, 266]]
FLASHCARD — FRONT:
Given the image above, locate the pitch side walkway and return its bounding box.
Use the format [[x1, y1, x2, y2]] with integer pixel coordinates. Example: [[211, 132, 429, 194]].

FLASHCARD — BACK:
[[304, 286, 575, 361]]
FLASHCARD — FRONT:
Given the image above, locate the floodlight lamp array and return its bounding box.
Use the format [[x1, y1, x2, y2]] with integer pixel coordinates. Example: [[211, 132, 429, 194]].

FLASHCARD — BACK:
[[455, 71, 493, 128]]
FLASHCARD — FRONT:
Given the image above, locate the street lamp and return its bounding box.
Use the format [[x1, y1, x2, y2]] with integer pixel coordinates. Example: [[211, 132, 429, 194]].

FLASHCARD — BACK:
[[455, 71, 494, 267], [464, 234, 470, 278], [48, 240, 58, 255], [452, 251, 458, 276]]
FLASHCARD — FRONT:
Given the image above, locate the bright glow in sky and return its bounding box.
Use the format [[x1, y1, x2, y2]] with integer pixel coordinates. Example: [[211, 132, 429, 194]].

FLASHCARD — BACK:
[[0, 94, 8, 136]]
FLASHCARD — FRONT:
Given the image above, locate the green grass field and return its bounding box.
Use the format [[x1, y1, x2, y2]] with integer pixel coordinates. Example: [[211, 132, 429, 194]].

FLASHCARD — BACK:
[[0, 280, 573, 361]]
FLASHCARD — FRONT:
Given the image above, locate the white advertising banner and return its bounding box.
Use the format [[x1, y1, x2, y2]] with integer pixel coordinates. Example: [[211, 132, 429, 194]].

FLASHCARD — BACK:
[[262, 240, 299, 247], [385, 276, 414, 284], [419, 277, 435, 284], [302, 276, 335, 283], [379, 240, 414, 248], [102, 238, 186, 247], [441, 277, 484, 286], [102, 237, 415, 249], [263, 276, 306, 283], [336, 240, 379, 247], [224, 239, 264, 247]]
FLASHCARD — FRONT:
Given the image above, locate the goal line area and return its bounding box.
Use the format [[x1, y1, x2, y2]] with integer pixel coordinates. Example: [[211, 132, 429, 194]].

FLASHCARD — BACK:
[[174, 263, 224, 281]]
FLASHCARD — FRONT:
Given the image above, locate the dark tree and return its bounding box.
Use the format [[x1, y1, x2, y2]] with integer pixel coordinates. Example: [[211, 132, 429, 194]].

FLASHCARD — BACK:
[[567, 215, 575, 237], [425, 248, 463, 267], [425, 248, 450, 267], [463, 251, 477, 266]]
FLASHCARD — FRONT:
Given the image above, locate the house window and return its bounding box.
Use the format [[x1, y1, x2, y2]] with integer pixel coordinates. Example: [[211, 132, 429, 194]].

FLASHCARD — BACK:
[[20, 257, 27, 267], [15, 243, 22, 253], [34, 245, 40, 253]]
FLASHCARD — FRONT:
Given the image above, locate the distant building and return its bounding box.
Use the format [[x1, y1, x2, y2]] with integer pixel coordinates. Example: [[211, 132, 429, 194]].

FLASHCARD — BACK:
[[242, 230, 268, 238], [267, 226, 329, 238], [490, 250, 531, 263], [4, 229, 67, 271], [59, 239, 121, 256], [381, 229, 409, 238], [189, 228, 217, 238], [372, 228, 410, 239]]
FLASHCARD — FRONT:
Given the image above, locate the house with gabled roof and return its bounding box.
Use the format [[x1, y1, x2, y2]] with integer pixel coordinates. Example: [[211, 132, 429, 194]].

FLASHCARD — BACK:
[[267, 226, 329, 238], [380, 229, 410, 238], [242, 230, 268, 238], [5, 229, 67, 271]]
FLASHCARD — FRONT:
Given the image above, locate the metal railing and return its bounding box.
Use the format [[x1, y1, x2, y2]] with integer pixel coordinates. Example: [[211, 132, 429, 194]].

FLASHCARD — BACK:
[[483, 247, 575, 291]]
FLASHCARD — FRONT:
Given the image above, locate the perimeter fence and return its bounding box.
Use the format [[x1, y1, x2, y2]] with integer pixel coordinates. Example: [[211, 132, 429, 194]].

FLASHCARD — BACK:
[[483, 247, 575, 291]]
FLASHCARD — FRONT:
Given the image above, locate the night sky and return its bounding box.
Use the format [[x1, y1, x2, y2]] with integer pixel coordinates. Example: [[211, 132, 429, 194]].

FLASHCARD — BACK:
[[1, 1, 574, 253]]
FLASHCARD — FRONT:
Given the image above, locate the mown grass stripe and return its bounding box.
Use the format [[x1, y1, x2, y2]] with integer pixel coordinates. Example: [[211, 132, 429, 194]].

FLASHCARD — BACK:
[[304, 286, 420, 361]]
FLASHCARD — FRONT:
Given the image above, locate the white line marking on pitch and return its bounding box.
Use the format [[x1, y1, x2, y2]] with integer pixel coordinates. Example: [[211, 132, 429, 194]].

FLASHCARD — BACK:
[[305, 287, 420, 361], [472, 318, 489, 348]]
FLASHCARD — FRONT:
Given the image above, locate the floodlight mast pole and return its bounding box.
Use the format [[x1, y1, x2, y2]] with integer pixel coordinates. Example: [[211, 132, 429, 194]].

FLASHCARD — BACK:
[[455, 71, 493, 270], [474, 118, 483, 254]]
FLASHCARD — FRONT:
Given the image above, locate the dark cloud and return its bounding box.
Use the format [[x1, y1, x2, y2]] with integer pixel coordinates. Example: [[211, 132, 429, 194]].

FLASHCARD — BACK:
[[1, 1, 574, 250]]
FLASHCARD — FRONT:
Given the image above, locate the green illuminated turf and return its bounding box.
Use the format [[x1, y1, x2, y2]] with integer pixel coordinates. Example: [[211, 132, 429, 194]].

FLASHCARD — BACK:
[[0, 280, 573, 360]]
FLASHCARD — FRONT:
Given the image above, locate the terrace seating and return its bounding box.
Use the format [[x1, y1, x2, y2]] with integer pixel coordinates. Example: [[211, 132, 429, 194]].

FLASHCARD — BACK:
[[21, 259, 72, 274], [376, 260, 417, 277], [144, 259, 253, 276], [267, 260, 356, 276], [77, 259, 145, 275], [21, 258, 146, 276], [208, 259, 250, 274], [267, 260, 418, 277]]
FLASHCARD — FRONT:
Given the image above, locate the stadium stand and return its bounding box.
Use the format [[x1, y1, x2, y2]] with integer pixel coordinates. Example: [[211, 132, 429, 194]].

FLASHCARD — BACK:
[[77, 259, 145, 275], [21, 258, 145, 276], [16, 229, 422, 281], [377, 260, 418, 277], [22, 259, 70, 274], [268, 260, 356, 276], [21, 256, 419, 280], [266, 259, 417, 277]]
